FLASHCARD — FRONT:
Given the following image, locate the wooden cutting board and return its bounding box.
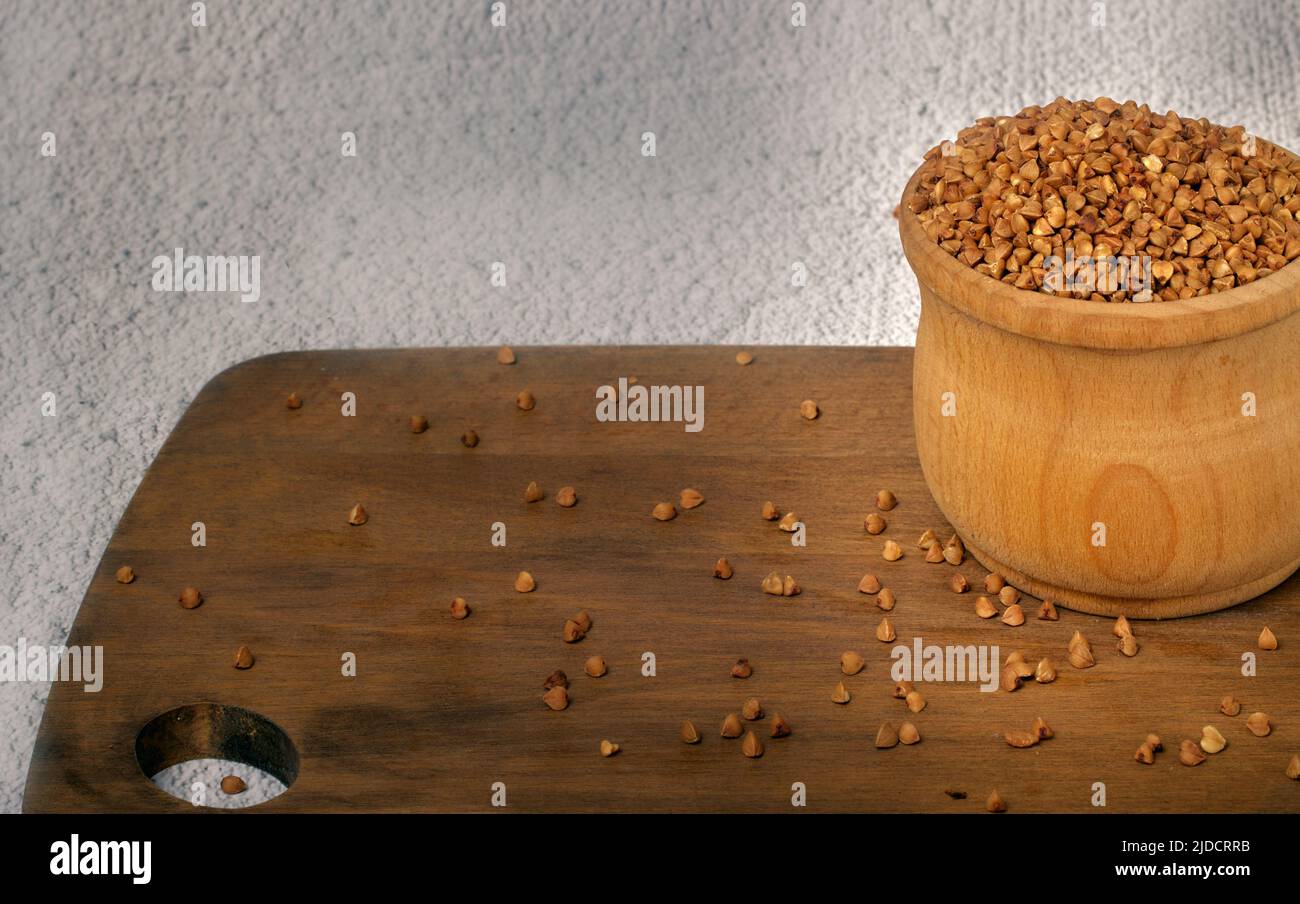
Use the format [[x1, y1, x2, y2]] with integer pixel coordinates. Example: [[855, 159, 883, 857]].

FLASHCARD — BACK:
[[23, 347, 1300, 813]]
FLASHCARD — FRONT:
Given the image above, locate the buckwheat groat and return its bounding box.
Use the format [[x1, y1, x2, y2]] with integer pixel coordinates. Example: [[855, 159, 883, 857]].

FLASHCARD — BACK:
[[909, 98, 1300, 302]]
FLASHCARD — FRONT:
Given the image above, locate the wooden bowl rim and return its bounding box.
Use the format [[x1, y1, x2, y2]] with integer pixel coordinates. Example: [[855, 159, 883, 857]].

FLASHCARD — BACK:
[[898, 159, 1300, 350]]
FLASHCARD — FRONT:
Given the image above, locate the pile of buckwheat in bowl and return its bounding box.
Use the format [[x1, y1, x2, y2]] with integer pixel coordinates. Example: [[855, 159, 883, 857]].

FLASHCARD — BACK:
[[906, 97, 1300, 302]]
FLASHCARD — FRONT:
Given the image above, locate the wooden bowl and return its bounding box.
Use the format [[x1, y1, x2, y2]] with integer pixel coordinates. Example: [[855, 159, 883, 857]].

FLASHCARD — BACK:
[[899, 167, 1300, 618]]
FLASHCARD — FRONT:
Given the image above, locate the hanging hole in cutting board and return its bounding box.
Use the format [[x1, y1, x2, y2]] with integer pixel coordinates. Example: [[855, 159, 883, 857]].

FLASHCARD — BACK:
[[134, 703, 299, 809]]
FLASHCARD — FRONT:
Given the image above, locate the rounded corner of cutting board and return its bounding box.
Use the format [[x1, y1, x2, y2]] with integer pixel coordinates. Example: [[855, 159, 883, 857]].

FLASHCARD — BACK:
[[199, 350, 317, 395]]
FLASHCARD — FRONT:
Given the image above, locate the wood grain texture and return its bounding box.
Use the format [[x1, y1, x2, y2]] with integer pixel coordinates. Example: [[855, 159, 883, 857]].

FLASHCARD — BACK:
[[23, 347, 1300, 813], [900, 165, 1300, 617]]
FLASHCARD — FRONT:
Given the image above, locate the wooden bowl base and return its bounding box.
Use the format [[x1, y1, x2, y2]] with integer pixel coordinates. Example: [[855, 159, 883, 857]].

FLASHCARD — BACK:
[[965, 541, 1300, 620]]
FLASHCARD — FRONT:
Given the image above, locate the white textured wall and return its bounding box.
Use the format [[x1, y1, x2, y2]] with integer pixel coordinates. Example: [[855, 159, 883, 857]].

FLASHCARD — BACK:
[[1, 0, 1296, 811]]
